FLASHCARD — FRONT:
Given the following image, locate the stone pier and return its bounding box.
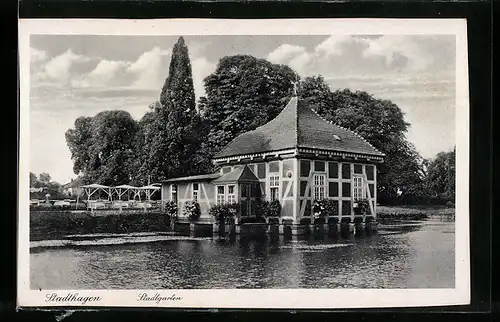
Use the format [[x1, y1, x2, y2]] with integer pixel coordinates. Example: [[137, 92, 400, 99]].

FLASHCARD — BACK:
[[210, 218, 379, 238]]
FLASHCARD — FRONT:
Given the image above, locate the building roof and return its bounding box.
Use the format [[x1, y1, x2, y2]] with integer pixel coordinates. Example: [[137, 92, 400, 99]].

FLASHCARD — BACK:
[[63, 177, 84, 189], [212, 165, 260, 184], [81, 184, 111, 189], [214, 97, 385, 159], [162, 173, 221, 183]]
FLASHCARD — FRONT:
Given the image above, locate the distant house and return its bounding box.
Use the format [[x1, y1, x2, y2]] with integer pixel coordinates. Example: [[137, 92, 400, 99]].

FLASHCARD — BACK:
[[62, 177, 84, 197], [160, 96, 385, 223]]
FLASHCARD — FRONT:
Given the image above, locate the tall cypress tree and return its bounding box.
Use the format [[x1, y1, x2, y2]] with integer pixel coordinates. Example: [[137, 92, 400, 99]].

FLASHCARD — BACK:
[[144, 36, 203, 182]]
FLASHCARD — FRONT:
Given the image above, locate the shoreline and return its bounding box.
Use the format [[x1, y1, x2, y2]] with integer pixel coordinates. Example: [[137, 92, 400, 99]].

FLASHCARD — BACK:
[[29, 218, 455, 250]]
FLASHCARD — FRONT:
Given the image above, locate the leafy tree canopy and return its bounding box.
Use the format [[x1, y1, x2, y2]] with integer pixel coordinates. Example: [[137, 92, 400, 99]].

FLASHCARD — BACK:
[[65, 110, 139, 185], [135, 36, 205, 183], [424, 147, 455, 200], [202, 55, 298, 155]]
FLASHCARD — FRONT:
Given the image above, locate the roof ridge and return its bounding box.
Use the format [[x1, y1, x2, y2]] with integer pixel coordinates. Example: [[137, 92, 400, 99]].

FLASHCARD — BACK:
[[215, 96, 298, 158], [307, 105, 385, 156]]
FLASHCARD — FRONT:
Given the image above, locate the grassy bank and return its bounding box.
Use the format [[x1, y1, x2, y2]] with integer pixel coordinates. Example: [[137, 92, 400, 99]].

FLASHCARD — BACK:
[[377, 205, 455, 220], [30, 211, 171, 241]]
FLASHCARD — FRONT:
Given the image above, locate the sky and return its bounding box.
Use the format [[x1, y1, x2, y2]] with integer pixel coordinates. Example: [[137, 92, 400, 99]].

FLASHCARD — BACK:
[[29, 34, 456, 184]]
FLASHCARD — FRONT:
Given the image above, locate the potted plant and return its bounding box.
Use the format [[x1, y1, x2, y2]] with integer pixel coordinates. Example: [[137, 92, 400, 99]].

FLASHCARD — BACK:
[[183, 200, 201, 222], [360, 199, 370, 214], [164, 201, 178, 221]]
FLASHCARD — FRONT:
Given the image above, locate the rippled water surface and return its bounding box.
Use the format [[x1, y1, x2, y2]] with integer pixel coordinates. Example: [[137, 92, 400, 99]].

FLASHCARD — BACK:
[[30, 220, 455, 289]]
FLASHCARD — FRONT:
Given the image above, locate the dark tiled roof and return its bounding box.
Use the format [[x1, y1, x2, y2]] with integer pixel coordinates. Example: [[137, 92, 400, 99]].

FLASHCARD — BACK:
[[214, 97, 385, 159], [212, 165, 260, 184], [162, 173, 221, 183]]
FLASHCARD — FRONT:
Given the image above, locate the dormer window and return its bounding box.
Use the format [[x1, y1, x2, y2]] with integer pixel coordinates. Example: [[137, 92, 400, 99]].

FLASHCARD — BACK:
[[333, 135, 341, 141]]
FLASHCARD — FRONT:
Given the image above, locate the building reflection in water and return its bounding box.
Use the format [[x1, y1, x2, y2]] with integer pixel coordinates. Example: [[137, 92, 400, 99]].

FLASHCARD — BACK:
[[30, 220, 455, 290]]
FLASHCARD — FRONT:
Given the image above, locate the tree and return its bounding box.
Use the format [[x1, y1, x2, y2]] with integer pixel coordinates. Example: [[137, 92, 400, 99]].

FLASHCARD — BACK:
[[297, 75, 335, 116], [30, 172, 38, 187], [425, 147, 455, 200], [29, 172, 68, 199], [318, 88, 423, 202], [130, 110, 157, 185], [297, 78, 424, 203], [139, 36, 205, 182], [39, 172, 52, 184], [202, 55, 298, 157], [65, 110, 139, 185]]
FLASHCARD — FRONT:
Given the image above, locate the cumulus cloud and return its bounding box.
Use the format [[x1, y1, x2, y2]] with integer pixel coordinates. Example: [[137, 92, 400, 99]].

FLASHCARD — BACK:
[[71, 59, 131, 89], [31, 47, 47, 63], [268, 44, 307, 63], [128, 47, 171, 89], [43, 49, 92, 82], [267, 35, 455, 78]]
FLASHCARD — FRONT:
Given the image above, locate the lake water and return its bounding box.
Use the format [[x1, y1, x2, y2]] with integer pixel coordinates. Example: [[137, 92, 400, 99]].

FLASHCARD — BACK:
[[30, 219, 455, 289]]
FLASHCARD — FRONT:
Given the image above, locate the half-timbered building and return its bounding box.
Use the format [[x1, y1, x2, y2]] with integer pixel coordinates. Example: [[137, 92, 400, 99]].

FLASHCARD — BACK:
[[160, 95, 385, 223]]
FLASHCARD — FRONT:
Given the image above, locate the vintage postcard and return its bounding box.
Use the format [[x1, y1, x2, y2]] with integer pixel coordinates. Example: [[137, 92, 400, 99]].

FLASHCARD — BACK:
[[18, 18, 470, 309]]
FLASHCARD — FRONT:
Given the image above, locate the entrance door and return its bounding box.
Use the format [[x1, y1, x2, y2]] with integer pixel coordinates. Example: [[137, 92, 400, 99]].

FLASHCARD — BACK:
[[240, 183, 251, 216]]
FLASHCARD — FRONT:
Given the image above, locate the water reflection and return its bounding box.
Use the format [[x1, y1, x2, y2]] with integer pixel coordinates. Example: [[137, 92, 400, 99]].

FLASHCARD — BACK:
[[30, 220, 455, 290]]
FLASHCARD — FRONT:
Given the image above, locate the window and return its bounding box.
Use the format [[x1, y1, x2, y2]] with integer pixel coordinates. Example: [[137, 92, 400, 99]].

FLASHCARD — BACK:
[[192, 183, 199, 201], [227, 185, 236, 204], [269, 176, 280, 201], [269, 161, 279, 173], [328, 162, 339, 179], [366, 165, 374, 181], [328, 182, 339, 197], [342, 182, 351, 197], [222, 166, 232, 174], [354, 164, 363, 174], [313, 174, 326, 200], [353, 176, 364, 200], [300, 160, 311, 177], [314, 161, 325, 172], [216, 186, 225, 205], [170, 184, 178, 202], [342, 163, 351, 179], [257, 163, 266, 178]]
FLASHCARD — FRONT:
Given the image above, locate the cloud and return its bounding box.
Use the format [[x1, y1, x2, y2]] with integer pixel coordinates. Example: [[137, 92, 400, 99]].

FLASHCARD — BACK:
[[266, 35, 456, 160], [267, 35, 455, 78], [315, 35, 366, 57], [128, 47, 171, 89], [31, 47, 47, 63], [71, 59, 131, 88], [363, 36, 431, 71], [42, 49, 92, 82], [268, 44, 307, 63]]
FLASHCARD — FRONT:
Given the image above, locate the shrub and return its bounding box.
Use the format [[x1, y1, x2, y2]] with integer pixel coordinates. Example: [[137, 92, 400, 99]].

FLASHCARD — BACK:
[[209, 203, 239, 222], [164, 201, 178, 219], [299, 217, 311, 225], [314, 199, 338, 217], [183, 200, 201, 222], [268, 200, 282, 217], [255, 200, 282, 218], [357, 199, 371, 215]]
